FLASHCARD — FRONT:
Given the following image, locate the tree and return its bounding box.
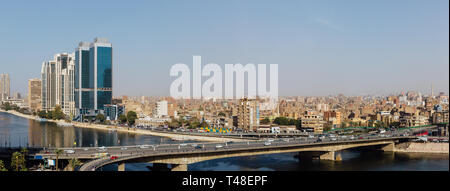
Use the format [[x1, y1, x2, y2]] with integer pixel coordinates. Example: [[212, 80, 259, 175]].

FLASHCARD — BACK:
[[126, 111, 137, 126], [54, 149, 63, 171], [1, 102, 12, 111], [11, 151, 26, 171], [68, 158, 82, 171], [118, 114, 127, 124], [96, 113, 106, 123], [218, 112, 226, 117], [52, 105, 65, 120], [261, 117, 271, 125], [38, 110, 48, 118], [273, 117, 290, 125], [200, 121, 209, 128], [0, 160, 7, 171]]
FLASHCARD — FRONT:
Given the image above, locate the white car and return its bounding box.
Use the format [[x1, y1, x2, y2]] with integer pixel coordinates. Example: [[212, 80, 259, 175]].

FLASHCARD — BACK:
[[264, 142, 272, 146], [215, 145, 223, 148], [139, 145, 149, 149], [191, 144, 198, 147], [98, 146, 107, 151], [83, 148, 89, 151], [331, 138, 337, 141], [120, 147, 128, 150], [267, 139, 275, 142], [350, 136, 355, 140], [64, 150, 75, 154], [179, 143, 187, 147], [308, 135, 314, 138]]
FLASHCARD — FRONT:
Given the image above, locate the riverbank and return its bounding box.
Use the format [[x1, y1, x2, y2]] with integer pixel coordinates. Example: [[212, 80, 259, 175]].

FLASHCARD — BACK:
[[396, 142, 449, 154], [0, 109, 248, 143]]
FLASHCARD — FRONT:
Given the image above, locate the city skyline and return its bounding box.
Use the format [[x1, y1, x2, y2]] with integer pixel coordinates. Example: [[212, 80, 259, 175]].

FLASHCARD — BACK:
[[0, 0, 448, 97]]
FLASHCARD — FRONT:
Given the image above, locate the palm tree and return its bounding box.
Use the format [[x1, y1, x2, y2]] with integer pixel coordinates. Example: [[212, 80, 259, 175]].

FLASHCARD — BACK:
[[0, 160, 7, 171], [54, 149, 63, 171], [68, 158, 82, 171]]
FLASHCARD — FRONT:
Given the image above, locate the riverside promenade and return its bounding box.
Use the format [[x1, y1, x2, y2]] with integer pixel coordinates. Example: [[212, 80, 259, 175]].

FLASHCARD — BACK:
[[0, 109, 249, 142]]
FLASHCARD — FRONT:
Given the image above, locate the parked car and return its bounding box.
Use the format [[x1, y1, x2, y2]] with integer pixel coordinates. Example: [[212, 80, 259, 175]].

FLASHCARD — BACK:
[[64, 150, 75, 154]]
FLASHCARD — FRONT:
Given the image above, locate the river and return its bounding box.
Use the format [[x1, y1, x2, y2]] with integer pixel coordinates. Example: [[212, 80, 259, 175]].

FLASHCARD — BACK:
[[0, 111, 448, 171]]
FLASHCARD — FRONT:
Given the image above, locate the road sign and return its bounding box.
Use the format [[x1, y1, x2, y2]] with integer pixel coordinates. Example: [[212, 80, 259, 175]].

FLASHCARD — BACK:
[[48, 159, 55, 166], [34, 155, 43, 159]]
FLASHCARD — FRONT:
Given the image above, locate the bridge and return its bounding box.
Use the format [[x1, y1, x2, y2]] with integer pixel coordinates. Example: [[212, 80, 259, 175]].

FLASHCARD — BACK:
[[31, 134, 416, 171]]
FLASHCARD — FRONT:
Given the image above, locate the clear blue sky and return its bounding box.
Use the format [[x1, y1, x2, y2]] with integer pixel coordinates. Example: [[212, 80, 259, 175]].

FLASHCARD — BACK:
[[0, 0, 448, 97]]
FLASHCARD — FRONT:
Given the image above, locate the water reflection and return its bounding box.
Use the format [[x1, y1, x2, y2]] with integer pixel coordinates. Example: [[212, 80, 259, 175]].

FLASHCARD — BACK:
[[0, 112, 180, 148]]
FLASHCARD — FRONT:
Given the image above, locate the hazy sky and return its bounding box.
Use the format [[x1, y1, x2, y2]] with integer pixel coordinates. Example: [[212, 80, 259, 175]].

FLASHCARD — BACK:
[[0, 0, 448, 97]]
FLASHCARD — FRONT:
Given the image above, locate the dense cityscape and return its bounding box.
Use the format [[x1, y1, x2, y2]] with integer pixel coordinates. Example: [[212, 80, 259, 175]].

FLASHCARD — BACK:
[[0, 38, 448, 172]]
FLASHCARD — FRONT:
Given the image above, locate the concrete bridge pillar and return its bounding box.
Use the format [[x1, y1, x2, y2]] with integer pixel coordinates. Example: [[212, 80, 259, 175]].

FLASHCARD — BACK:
[[118, 162, 125, 171], [381, 143, 395, 152], [319, 151, 336, 161], [171, 164, 188, 171]]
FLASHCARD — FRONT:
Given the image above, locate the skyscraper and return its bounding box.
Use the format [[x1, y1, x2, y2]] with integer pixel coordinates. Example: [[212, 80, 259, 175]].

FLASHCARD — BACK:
[[75, 38, 112, 116], [41, 53, 76, 115], [0, 73, 10, 101], [28, 78, 42, 111]]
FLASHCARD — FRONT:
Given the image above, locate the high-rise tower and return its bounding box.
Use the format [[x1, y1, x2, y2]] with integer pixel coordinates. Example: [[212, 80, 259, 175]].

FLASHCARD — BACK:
[[75, 38, 112, 116]]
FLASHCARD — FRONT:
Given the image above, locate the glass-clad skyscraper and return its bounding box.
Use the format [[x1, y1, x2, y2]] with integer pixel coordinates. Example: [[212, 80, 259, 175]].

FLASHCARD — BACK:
[[75, 38, 112, 116]]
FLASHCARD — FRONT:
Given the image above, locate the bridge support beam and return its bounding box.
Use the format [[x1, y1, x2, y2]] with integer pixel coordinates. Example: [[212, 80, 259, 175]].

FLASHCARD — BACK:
[[381, 143, 395, 152], [171, 164, 188, 171], [319, 151, 336, 161], [118, 162, 125, 171]]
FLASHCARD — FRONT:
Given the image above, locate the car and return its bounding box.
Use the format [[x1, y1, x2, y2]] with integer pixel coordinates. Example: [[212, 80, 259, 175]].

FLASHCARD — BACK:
[[350, 136, 355, 140], [264, 142, 272, 146], [215, 145, 223, 148], [358, 137, 364, 140], [83, 148, 89, 151], [110, 156, 118, 160], [179, 143, 187, 147], [191, 144, 198, 147], [331, 138, 337, 141], [308, 135, 314, 138], [120, 147, 128, 150], [267, 139, 274, 142], [64, 150, 75, 154], [139, 145, 149, 149], [98, 146, 107, 151], [341, 136, 347, 139], [195, 146, 202, 149]]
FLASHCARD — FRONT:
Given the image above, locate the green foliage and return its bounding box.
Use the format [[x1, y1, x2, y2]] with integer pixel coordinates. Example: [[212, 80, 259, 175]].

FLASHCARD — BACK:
[[52, 105, 65, 120], [261, 117, 271, 124], [200, 121, 209, 128], [0, 160, 7, 171], [118, 114, 127, 124], [1, 102, 12, 111], [273, 117, 301, 128], [96, 113, 106, 123], [218, 112, 226, 117], [11, 151, 26, 171], [68, 158, 82, 171], [126, 111, 137, 126], [38, 110, 47, 118]]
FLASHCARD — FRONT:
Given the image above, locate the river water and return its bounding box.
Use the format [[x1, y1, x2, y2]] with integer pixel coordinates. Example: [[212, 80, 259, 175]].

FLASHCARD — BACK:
[[1, 112, 448, 171]]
